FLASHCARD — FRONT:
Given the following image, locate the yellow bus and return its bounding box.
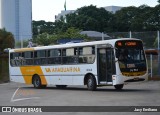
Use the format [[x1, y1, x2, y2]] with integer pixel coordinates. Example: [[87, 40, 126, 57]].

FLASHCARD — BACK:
[[9, 38, 148, 90]]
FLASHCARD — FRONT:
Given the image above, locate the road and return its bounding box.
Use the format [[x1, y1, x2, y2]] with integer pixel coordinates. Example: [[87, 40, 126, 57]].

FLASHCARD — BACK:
[[0, 81, 159, 115]]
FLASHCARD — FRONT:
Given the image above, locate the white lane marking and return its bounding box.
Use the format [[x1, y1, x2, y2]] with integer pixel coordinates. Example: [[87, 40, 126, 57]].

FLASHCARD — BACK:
[[11, 87, 20, 102], [10, 87, 40, 102], [11, 97, 40, 102]]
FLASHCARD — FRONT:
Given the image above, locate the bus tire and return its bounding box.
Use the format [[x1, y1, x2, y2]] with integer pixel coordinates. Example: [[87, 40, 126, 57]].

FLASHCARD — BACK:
[[56, 85, 67, 89], [33, 75, 42, 89], [114, 84, 124, 90], [87, 75, 97, 91]]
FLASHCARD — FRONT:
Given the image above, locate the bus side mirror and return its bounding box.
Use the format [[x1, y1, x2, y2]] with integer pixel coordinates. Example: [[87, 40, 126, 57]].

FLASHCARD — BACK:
[[115, 59, 118, 62], [4, 48, 11, 53]]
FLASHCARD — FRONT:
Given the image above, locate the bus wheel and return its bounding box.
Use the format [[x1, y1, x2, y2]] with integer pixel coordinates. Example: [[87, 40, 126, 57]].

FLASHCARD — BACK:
[[56, 85, 67, 89], [114, 84, 124, 90], [33, 75, 42, 89], [87, 75, 97, 91]]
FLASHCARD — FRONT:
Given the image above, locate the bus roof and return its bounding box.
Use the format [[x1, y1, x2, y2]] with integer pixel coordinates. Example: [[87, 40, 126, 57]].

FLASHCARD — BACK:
[[10, 38, 141, 52]]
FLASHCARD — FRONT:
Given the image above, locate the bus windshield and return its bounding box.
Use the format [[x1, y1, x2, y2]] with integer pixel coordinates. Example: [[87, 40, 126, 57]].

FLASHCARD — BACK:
[[115, 40, 147, 73]]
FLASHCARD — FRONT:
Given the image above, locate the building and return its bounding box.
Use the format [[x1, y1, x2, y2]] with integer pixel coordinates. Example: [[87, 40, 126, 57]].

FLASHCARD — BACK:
[[55, 10, 75, 21], [103, 6, 122, 14], [0, 0, 32, 41], [55, 6, 122, 21]]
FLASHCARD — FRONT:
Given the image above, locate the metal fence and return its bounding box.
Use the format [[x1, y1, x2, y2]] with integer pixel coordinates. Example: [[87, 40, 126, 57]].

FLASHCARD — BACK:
[[146, 55, 159, 77], [15, 31, 159, 49], [108, 31, 159, 49]]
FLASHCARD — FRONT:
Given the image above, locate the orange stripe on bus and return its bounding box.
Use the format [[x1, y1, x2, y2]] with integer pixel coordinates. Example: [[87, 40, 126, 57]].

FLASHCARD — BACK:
[[14, 48, 35, 52], [20, 66, 47, 85]]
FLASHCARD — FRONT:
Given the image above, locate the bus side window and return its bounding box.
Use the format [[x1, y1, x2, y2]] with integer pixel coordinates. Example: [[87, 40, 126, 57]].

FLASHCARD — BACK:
[[15, 53, 22, 66], [24, 51, 33, 65], [79, 46, 95, 64], [92, 46, 95, 54], [66, 48, 74, 56], [62, 49, 67, 64], [48, 49, 61, 64], [83, 47, 92, 55], [13, 53, 19, 66], [34, 50, 47, 65], [21, 52, 26, 65], [78, 47, 83, 55], [10, 53, 16, 66], [63, 48, 78, 64]]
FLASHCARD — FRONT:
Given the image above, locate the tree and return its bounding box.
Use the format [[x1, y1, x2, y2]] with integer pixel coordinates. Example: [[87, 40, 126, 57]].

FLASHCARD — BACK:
[[15, 40, 30, 48], [132, 5, 153, 31], [56, 27, 90, 40], [158, 0, 160, 3], [34, 33, 54, 46], [114, 5, 157, 32], [32, 5, 160, 34], [54, 17, 68, 33], [33, 27, 90, 46], [32, 20, 55, 36], [114, 6, 140, 31], [0, 29, 15, 52], [66, 5, 114, 32], [147, 4, 160, 30]]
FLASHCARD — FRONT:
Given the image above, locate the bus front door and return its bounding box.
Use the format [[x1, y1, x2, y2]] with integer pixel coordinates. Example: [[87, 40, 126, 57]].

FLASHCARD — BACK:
[[98, 48, 115, 84]]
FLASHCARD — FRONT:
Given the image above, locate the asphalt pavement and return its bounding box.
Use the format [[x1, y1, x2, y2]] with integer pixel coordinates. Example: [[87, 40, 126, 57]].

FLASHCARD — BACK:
[[0, 81, 159, 115]]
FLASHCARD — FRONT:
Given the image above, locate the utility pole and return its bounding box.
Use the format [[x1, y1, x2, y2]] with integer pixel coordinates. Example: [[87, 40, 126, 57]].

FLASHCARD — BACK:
[[102, 32, 104, 40], [129, 31, 132, 38]]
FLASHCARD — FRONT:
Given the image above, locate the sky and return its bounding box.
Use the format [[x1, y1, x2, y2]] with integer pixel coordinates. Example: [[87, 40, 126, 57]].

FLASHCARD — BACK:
[[32, 0, 159, 22]]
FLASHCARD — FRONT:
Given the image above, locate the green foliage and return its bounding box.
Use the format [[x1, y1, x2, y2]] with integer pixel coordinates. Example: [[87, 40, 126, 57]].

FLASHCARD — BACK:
[[32, 4, 160, 36], [0, 29, 14, 82], [148, 4, 160, 31], [114, 5, 154, 32], [32, 20, 55, 35], [54, 18, 68, 33], [34, 33, 54, 46], [33, 27, 90, 46], [0, 57, 9, 82], [56, 27, 89, 39], [114, 6, 137, 31], [66, 5, 114, 32], [15, 40, 30, 48], [0, 29, 15, 52]]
